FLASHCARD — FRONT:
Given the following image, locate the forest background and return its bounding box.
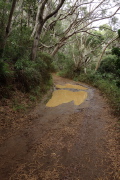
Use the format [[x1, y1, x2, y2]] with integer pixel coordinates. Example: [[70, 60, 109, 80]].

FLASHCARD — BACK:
[[0, 0, 120, 116]]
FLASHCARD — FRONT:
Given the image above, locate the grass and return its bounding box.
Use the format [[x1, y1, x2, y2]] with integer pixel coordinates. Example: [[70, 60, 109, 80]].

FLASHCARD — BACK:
[[13, 103, 26, 111]]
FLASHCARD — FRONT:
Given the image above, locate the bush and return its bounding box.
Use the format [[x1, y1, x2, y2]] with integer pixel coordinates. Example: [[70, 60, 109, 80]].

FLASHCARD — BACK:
[[112, 47, 120, 57], [98, 54, 117, 74], [53, 52, 76, 77], [0, 59, 13, 85], [3, 27, 32, 62], [58, 59, 75, 78], [14, 52, 53, 92], [36, 52, 53, 79]]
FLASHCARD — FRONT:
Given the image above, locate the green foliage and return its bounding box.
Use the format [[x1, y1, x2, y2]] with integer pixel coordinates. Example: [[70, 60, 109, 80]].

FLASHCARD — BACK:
[[54, 20, 64, 35], [99, 24, 116, 41], [14, 52, 53, 92], [58, 59, 75, 78], [54, 52, 75, 78], [0, 59, 13, 85], [13, 103, 26, 112], [15, 63, 42, 92], [41, 30, 55, 44], [112, 47, 120, 57], [98, 52, 120, 87], [98, 54, 117, 74], [86, 31, 104, 48], [29, 95, 36, 102], [3, 27, 32, 61], [38, 52, 53, 68], [53, 52, 67, 71], [0, 1, 9, 55], [118, 29, 120, 38]]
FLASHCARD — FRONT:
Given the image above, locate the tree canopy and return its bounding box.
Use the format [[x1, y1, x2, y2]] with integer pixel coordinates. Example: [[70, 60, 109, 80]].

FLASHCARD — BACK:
[[0, 0, 120, 94]]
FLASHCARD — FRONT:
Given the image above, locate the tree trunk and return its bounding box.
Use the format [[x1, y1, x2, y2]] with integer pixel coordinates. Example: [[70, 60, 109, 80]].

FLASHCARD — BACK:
[[31, 0, 65, 61], [2, 0, 17, 55], [6, 0, 17, 37], [31, 22, 44, 61], [51, 43, 65, 57], [31, 4, 41, 38]]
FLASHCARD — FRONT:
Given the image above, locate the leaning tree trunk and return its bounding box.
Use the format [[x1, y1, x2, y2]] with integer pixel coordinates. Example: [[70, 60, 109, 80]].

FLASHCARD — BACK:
[[3, 0, 17, 51], [31, 22, 44, 61], [0, 0, 17, 57], [6, 0, 17, 37], [31, 4, 41, 38], [51, 43, 65, 57], [31, 0, 65, 61]]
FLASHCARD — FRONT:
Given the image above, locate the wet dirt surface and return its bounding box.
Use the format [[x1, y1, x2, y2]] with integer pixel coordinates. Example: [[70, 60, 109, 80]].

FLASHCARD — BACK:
[[0, 74, 119, 180]]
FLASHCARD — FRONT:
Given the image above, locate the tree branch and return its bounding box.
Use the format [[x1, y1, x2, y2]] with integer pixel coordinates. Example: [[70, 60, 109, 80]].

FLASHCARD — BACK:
[[44, 0, 65, 22]]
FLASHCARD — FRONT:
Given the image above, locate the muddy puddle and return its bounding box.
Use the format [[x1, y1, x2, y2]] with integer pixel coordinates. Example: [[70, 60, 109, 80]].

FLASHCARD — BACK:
[[56, 83, 87, 90], [46, 84, 88, 107]]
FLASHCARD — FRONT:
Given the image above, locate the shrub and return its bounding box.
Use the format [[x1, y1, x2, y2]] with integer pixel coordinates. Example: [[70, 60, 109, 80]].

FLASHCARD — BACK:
[[112, 47, 120, 57], [118, 29, 120, 38], [0, 59, 13, 85], [3, 27, 32, 62], [14, 52, 53, 92], [58, 59, 75, 78], [98, 54, 117, 74]]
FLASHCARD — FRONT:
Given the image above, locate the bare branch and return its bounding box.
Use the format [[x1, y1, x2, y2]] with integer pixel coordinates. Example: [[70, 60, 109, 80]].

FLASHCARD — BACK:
[[44, 0, 66, 22]]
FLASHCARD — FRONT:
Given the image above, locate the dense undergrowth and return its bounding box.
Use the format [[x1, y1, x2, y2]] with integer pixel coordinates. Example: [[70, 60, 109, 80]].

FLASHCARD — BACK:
[[0, 26, 53, 101], [0, 52, 53, 99]]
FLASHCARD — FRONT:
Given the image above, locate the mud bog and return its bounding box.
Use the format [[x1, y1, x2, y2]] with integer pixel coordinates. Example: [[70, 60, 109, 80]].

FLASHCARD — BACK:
[[56, 83, 87, 90], [46, 85, 88, 107]]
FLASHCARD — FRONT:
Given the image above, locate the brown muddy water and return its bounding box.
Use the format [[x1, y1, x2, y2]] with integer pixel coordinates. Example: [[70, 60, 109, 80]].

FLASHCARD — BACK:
[[56, 83, 87, 90], [46, 84, 88, 107]]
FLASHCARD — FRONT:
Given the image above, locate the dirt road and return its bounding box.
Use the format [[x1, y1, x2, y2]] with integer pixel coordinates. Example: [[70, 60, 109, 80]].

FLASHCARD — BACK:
[[0, 74, 119, 180]]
